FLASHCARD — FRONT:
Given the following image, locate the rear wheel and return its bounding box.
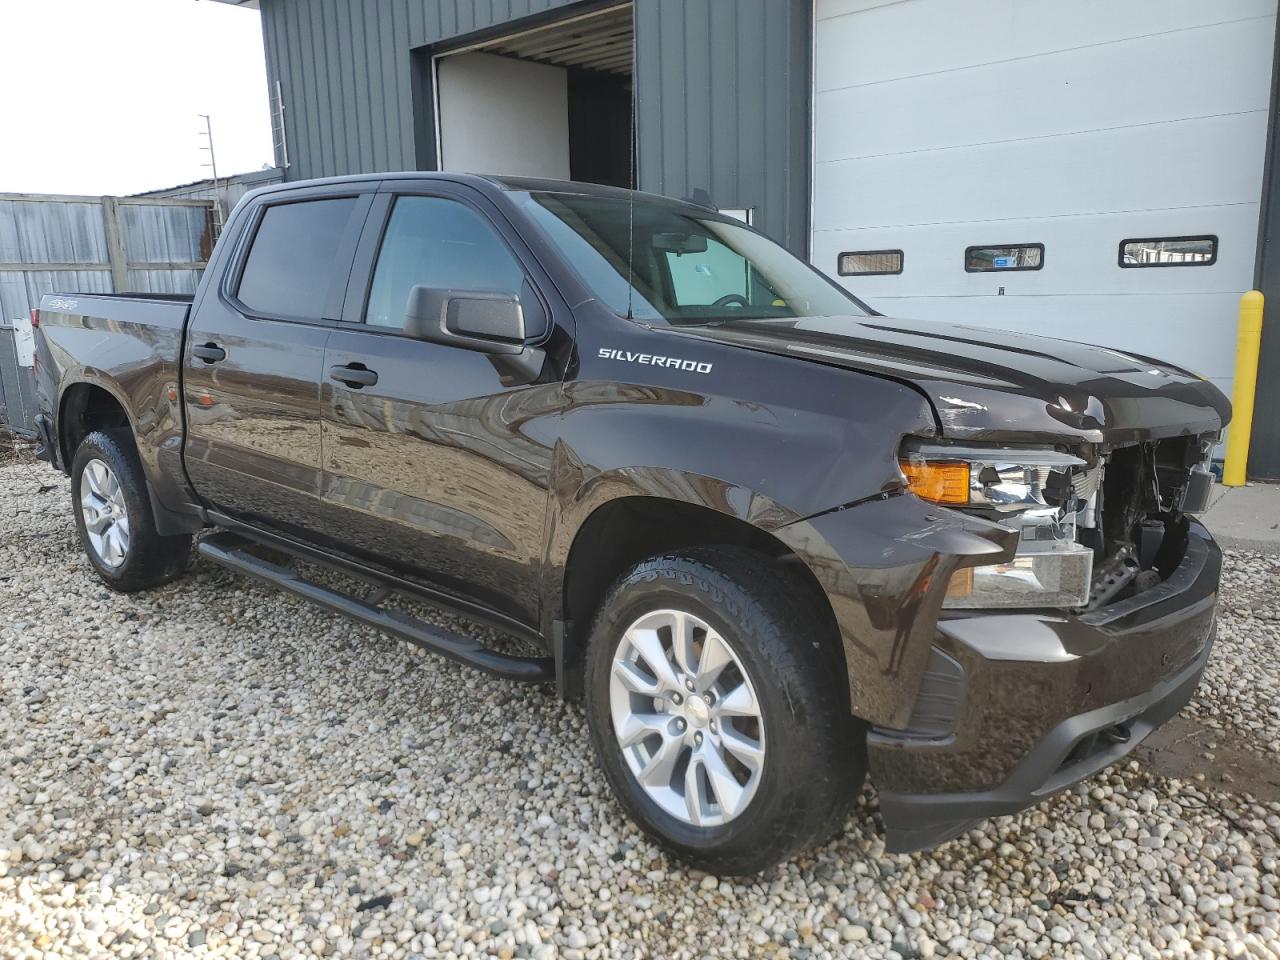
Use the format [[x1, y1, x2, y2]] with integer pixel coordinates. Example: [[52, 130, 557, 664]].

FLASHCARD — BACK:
[[584, 548, 865, 874], [71, 430, 192, 592]]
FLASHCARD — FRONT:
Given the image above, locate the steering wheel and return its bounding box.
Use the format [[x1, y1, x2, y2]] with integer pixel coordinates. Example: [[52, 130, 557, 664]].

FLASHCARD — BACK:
[[711, 293, 749, 309]]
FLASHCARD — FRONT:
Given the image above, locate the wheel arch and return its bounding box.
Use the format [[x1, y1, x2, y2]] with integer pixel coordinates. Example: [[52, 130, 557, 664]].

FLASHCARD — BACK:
[[58, 380, 131, 470], [549, 486, 846, 703], [57, 378, 203, 537]]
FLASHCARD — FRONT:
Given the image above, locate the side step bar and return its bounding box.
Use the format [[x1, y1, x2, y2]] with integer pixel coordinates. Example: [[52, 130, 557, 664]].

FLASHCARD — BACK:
[[196, 532, 555, 684]]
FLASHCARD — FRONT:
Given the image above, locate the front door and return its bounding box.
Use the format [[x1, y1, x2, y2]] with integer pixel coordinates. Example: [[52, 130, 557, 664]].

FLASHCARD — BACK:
[[183, 185, 373, 538], [316, 184, 570, 628]]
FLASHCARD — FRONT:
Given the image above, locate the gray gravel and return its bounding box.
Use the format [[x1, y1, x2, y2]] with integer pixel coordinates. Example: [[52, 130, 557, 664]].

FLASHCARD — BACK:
[[2, 460, 1279, 959], [1187, 549, 1280, 754]]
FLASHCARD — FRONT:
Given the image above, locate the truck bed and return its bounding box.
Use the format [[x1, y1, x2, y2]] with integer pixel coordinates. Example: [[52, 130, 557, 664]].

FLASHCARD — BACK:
[[38, 292, 193, 331], [34, 291, 195, 522]]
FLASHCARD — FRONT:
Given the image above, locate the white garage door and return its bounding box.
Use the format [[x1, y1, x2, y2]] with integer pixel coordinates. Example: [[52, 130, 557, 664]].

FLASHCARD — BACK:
[[811, 0, 1277, 401]]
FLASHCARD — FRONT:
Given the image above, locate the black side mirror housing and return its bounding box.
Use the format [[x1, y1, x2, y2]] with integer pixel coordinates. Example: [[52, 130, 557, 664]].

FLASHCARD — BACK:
[[404, 286, 526, 355]]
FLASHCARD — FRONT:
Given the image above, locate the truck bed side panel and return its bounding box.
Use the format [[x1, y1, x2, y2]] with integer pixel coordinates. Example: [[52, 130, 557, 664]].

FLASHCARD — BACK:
[[37, 294, 196, 517]]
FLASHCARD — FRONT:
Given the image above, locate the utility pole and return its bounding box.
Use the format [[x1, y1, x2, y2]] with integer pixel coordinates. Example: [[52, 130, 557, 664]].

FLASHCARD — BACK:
[[198, 113, 225, 236]]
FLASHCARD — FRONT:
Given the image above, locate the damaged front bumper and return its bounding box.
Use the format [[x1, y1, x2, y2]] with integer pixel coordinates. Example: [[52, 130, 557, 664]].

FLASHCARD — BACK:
[[778, 495, 1220, 854], [872, 522, 1219, 852]]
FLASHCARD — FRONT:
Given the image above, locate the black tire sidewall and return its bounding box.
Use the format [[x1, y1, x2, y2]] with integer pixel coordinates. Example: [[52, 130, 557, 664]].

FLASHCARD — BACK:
[[584, 554, 858, 871]]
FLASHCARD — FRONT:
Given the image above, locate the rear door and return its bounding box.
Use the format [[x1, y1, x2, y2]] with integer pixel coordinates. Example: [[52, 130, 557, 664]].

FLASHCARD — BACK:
[[314, 181, 571, 628], [183, 183, 373, 537]]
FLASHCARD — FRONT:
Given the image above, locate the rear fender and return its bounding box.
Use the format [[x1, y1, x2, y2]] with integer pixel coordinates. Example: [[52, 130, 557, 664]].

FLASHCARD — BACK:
[[57, 375, 203, 536]]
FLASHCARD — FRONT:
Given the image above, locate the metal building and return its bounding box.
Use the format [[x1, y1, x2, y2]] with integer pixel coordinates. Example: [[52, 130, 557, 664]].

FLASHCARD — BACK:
[[216, 0, 1280, 477], [134, 167, 285, 232]]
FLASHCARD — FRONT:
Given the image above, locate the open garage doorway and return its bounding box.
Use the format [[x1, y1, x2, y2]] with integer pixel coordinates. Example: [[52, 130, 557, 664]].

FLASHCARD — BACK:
[[433, 3, 634, 188]]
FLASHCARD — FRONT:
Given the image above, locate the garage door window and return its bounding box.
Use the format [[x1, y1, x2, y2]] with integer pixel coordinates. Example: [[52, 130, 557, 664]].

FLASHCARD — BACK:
[[838, 250, 903, 276], [965, 244, 1043, 273], [1119, 236, 1217, 267]]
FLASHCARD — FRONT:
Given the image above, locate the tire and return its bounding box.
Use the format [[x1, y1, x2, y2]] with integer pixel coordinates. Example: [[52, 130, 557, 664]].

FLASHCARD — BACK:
[[584, 547, 866, 875], [70, 429, 192, 592]]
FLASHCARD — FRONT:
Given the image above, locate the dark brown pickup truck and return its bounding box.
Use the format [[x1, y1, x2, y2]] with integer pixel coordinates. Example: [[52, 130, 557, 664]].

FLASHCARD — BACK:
[[33, 173, 1227, 873]]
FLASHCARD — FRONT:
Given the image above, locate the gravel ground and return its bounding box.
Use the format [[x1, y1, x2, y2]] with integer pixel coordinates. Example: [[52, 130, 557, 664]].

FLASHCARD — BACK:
[[2, 460, 1278, 960], [1186, 549, 1280, 754]]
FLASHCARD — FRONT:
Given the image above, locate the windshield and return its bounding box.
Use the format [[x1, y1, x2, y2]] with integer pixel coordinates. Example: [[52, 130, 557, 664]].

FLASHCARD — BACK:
[[514, 192, 870, 325]]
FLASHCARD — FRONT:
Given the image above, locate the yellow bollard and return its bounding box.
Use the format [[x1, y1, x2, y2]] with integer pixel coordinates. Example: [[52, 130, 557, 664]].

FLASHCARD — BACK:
[[1223, 290, 1264, 486]]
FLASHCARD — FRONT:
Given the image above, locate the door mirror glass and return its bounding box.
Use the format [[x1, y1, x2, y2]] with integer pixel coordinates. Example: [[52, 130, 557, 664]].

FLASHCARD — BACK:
[[404, 286, 526, 354]]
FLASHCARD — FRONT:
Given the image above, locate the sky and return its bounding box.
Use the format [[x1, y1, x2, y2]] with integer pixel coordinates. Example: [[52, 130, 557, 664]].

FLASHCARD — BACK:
[[0, 0, 274, 196]]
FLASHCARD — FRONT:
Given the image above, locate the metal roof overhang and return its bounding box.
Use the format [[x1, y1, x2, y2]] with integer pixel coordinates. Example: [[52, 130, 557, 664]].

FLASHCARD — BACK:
[[444, 3, 633, 77], [208, 2, 632, 75]]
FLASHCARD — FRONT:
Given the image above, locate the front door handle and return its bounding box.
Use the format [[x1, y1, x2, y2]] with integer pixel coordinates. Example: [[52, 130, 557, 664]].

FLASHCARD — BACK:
[[328, 364, 378, 388], [191, 342, 226, 363]]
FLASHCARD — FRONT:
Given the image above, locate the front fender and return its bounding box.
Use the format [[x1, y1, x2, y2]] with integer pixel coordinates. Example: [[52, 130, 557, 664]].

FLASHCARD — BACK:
[[776, 495, 1016, 728], [539, 445, 799, 635]]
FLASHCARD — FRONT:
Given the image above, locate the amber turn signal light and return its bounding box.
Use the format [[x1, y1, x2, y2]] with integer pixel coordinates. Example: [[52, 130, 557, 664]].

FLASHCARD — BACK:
[[899, 459, 970, 505]]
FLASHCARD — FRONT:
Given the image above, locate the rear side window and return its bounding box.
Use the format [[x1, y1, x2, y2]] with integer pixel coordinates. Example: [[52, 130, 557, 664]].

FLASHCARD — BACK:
[[236, 198, 358, 318], [364, 196, 529, 330]]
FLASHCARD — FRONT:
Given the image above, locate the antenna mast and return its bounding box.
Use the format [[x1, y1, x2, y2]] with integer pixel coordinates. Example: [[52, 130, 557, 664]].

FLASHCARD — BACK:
[[198, 113, 225, 236]]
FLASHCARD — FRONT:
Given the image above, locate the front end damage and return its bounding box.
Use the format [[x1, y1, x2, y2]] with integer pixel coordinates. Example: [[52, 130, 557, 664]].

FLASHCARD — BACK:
[[777, 432, 1222, 853]]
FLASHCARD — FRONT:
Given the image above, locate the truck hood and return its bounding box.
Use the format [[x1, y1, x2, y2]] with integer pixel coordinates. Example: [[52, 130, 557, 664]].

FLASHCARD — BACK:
[[675, 314, 1230, 445]]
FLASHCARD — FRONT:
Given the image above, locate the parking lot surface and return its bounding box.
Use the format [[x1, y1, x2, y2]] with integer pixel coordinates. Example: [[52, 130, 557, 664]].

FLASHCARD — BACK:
[[2, 458, 1278, 959]]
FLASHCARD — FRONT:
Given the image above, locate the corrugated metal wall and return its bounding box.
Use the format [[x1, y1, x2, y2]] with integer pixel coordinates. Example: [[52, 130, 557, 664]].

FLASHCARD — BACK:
[[0, 321, 37, 436], [634, 0, 811, 255], [137, 168, 286, 218], [0, 195, 215, 321], [260, 0, 581, 180], [258, 0, 813, 254]]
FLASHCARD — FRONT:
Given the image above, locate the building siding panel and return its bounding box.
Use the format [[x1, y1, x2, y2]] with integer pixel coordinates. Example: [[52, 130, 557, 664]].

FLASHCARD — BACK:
[[635, 0, 810, 255], [260, 0, 585, 182], [257, 0, 812, 251]]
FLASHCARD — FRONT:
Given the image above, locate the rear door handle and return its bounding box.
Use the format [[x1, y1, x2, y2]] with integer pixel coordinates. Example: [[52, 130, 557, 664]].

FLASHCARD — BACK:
[[328, 364, 378, 388], [191, 343, 226, 363]]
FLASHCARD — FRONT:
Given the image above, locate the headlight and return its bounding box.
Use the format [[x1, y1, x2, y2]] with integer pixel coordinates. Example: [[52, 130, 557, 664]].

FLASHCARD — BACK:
[[899, 442, 1095, 609]]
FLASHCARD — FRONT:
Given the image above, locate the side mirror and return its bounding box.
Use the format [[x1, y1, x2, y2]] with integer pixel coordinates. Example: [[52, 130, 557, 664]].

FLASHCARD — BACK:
[[403, 286, 526, 354]]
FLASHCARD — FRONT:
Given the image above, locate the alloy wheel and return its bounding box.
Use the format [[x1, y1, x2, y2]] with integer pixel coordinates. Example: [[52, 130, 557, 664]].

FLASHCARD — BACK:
[[609, 608, 766, 827], [80, 458, 130, 568]]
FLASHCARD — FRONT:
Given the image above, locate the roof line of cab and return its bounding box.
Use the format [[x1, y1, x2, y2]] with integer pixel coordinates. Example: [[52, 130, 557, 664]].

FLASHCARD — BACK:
[[240, 171, 720, 215]]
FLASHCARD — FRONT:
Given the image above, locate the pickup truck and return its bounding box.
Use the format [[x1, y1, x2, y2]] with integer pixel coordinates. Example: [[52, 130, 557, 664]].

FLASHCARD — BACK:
[[33, 173, 1227, 874]]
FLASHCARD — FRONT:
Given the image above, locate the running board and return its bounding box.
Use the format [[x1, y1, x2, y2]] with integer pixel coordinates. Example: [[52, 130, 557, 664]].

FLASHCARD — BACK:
[[196, 532, 554, 684]]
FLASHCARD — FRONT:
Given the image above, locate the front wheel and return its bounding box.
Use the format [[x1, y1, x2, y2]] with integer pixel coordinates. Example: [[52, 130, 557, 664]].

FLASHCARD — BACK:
[[71, 430, 192, 592], [584, 548, 865, 874]]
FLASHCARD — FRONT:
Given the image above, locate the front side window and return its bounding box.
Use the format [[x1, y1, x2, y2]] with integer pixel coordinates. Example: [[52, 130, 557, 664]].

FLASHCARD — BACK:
[[515, 192, 868, 324], [365, 196, 528, 329], [237, 197, 359, 318]]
